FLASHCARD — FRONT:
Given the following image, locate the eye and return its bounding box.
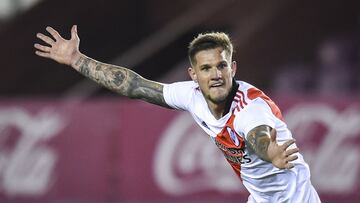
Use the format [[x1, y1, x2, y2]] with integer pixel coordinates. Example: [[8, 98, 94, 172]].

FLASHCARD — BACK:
[[201, 65, 210, 71], [218, 62, 228, 69]]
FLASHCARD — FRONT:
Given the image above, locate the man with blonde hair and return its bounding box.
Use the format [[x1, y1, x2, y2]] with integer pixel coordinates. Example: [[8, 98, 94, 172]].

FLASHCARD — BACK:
[[34, 25, 321, 202]]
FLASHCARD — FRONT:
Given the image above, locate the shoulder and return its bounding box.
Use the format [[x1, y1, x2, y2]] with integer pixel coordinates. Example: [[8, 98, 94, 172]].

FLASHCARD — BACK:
[[235, 80, 282, 120], [236, 80, 263, 99], [235, 80, 278, 110], [163, 81, 200, 98], [233, 81, 281, 135], [232, 80, 265, 111], [163, 81, 200, 110], [236, 80, 255, 90], [164, 81, 199, 90], [233, 99, 277, 138]]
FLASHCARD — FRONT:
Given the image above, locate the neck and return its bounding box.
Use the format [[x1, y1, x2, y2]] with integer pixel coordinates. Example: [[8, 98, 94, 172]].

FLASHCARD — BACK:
[[208, 102, 227, 119]]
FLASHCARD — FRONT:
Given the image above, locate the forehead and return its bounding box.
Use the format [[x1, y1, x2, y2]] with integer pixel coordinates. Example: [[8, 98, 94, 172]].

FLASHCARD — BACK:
[[194, 47, 228, 67]]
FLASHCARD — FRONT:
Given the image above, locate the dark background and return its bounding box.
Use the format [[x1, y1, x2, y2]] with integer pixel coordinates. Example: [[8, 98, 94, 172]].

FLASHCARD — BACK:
[[0, 0, 358, 98]]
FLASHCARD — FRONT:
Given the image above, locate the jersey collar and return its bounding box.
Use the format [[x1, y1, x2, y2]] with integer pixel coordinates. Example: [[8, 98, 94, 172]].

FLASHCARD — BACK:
[[223, 78, 239, 115]]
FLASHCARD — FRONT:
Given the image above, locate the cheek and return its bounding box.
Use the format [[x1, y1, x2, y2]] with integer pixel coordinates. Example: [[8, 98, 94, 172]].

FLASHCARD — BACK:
[[197, 80, 208, 89], [195, 73, 208, 82], [197, 78, 210, 91]]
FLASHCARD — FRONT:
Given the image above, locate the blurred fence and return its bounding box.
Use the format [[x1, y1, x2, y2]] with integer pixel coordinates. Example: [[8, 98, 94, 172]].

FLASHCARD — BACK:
[[0, 96, 359, 203]]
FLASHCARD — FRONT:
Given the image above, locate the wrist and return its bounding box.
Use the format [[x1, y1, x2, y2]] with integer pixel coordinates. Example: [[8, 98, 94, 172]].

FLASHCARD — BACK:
[[70, 51, 83, 69]]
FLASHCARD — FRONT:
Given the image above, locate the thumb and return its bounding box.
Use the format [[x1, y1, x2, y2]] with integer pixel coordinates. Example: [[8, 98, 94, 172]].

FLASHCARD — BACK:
[[71, 25, 78, 39], [270, 128, 277, 143]]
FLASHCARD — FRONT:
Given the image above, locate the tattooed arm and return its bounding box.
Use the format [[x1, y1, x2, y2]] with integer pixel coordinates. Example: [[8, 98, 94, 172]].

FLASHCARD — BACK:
[[34, 25, 169, 107], [74, 55, 168, 107], [246, 125, 299, 169]]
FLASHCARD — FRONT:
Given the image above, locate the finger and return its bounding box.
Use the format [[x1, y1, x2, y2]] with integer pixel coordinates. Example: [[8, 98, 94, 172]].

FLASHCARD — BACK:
[[270, 128, 277, 142], [282, 139, 296, 150], [35, 50, 51, 58], [285, 147, 299, 156], [36, 33, 55, 45], [46, 26, 61, 40], [287, 154, 298, 162], [34, 43, 51, 52], [71, 25, 78, 40]]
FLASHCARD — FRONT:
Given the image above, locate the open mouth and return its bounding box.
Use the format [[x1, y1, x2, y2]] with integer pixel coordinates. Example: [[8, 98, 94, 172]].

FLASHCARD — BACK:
[[210, 83, 223, 88]]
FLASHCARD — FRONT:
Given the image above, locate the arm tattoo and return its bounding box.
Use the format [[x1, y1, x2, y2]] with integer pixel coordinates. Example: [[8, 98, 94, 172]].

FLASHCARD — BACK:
[[76, 56, 90, 77], [73, 55, 171, 108], [246, 125, 271, 162]]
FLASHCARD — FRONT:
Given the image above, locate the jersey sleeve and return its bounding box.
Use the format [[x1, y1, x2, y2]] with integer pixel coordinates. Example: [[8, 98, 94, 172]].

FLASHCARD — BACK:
[[163, 81, 195, 111], [234, 98, 277, 139]]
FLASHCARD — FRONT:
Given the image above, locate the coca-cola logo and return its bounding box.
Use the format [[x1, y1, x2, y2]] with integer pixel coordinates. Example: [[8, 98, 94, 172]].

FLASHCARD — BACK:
[[153, 103, 360, 195], [0, 107, 65, 196]]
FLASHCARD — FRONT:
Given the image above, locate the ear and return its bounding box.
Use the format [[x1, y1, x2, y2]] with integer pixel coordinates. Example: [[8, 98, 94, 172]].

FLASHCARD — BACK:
[[231, 61, 237, 78], [188, 66, 197, 82]]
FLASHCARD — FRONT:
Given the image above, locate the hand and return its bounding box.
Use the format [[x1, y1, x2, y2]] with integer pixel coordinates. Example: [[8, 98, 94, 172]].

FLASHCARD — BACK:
[[34, 25, 81, 66], [267, 128, 299, 169]]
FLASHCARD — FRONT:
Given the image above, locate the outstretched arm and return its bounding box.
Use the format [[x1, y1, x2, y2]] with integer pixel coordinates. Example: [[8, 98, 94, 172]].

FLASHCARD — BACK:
[[71, 54, 168, 107], [246, 125, 299, 169], [34, 25, 170, 108]]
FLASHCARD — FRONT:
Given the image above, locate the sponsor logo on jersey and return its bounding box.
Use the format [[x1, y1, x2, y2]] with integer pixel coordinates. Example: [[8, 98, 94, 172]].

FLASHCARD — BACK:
[[213, 137, 251, 164]]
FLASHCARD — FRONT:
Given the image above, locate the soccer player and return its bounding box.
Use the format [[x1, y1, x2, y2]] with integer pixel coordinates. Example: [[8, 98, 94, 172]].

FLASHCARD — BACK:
[[34, 25, 321, 202]]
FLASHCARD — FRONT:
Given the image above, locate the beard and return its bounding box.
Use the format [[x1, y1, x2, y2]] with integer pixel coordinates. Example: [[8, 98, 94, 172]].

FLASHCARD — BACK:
[[205, 90, 229, 105]]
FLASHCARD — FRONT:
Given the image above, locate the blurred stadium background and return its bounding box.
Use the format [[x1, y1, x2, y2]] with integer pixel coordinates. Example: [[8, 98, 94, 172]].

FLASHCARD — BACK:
[[0, 0, 359, 202]]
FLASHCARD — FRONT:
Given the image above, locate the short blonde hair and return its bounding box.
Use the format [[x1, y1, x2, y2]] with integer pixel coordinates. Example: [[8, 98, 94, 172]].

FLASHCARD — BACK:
[[188, 32, 233, 66]]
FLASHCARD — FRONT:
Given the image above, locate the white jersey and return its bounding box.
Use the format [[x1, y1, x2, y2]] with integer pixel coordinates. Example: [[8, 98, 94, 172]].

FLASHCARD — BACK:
[[163, 80, 321, 203]]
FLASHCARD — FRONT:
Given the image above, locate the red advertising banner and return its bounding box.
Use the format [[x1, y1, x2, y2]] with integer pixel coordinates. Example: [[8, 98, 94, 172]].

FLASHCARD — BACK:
[[0, 97, 359, 203]]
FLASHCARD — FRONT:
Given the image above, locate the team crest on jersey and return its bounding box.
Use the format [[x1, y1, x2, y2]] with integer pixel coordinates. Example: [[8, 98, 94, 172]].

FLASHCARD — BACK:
[[227, 127, 240, 146]]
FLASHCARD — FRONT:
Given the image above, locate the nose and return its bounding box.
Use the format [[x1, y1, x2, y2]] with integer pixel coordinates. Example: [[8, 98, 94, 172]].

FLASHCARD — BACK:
[[211, 68, 222, 79]]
